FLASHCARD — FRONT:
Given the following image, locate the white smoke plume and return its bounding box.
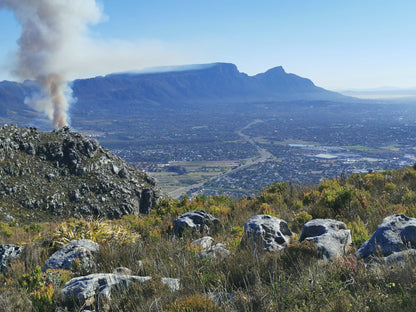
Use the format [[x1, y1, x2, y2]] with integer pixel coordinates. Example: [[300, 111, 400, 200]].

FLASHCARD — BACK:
[[0, 0, 102, 128]]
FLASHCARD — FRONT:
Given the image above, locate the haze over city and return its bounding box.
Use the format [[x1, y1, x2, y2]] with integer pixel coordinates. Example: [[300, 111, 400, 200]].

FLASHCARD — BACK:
[[0, 0, 415, 91]]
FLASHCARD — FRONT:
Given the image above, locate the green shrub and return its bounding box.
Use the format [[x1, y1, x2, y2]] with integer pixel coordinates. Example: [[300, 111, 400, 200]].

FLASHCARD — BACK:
[[280, 240, 320, 272], [0, 221, 13, 238], [293, 211, 313, 232], [348, 217, 371, 247], [20, 266, 59, 312], [162, 294, 222, 312], [30, 283, 55, 312], [51, 218, 140, 247]]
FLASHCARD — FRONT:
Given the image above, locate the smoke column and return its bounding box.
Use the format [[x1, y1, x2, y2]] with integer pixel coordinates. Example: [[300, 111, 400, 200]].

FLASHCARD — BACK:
[[0, 0, 102, 128]]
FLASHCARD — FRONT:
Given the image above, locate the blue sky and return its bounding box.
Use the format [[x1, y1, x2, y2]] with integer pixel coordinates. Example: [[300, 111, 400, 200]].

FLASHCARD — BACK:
[[0, 0, 415, 90]]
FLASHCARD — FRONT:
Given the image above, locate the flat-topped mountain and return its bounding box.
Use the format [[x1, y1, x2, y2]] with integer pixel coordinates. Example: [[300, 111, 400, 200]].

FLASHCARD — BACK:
[[71, 63, 347, 114], [0, 63, 349, 122], [0, 125, 161, 223]]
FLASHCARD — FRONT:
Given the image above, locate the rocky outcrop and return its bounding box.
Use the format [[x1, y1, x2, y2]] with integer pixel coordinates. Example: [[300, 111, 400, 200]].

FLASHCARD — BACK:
[[42, 239, 99, 273], [0, 244, 24, 273], [241, 215, 292, 252], [355, 214, 416, 260], [173, 210, 221, 236], [299, 219, 352, 260], [62, 273, 180, 310], [0, 125, 161, 221]]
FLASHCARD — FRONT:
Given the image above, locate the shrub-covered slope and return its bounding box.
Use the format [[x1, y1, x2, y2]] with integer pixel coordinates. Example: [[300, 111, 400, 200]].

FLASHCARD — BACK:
[[3, 126, 416, 310]]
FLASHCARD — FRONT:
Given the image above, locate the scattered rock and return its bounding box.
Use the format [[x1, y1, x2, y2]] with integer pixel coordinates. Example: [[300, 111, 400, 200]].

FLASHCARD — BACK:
[[161, 277, 181, 292], [3, 213, 15, 223], [173, 210, 221, 236], [0, 244, 24, 273], [62, 273, 180, 310], [299, 219, 352, 260], [241, 215, 292, 252], [42, 239, 99, 273], [199, 243, 231, 260], [192, 236, 230, 259], [192, 236, 215, 249], [139, 188, 160, 214], [118, 167, 129, 179], [383, 250, 416, 265], [113, 267, 132, 275], [208, 292, 236, 306], [355, 214, 416, 260]]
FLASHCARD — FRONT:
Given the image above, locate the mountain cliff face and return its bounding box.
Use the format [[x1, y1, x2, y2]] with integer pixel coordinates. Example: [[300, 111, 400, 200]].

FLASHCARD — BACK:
[[0, 125, 161, 222]]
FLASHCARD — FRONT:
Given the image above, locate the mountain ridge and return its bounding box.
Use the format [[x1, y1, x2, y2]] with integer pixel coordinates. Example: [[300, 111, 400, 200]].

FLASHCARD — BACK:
[[0, 62, 350, 123]]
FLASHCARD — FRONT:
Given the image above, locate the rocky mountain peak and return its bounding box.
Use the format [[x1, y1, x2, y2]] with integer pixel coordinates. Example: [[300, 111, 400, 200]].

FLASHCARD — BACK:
[[0, 124, 161, 222], [262, 66, 286, 75]]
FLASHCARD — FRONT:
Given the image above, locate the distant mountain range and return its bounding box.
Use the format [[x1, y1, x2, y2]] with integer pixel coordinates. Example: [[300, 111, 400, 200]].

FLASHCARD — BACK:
[[0, 62, 350, 123], [340, 87, 416, 100]]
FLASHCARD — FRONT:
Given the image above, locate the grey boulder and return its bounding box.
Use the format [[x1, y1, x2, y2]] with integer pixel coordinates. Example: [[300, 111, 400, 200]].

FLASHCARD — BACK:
[[42, 239, 99, 272], [192, 236, 215, 249], [384, 250, 416, 265], [355, 214, 416, 260], [299, 219, 352, 260], [173, 210, 221, 236], [241, 215, 292, 252], [192, 236, 230, 259], [62, 273, 180, 310], [0, 244, 24, 272], [199, 243, 231, 260]]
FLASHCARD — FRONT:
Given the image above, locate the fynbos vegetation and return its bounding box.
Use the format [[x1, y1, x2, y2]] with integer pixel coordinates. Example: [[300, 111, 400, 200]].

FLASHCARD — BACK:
[[3, 147, 416, 310]]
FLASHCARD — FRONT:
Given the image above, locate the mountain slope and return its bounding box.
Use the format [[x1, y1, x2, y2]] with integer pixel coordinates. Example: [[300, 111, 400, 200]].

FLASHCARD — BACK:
[[0, 125, 160, 222], [0, 80, 38, 118]]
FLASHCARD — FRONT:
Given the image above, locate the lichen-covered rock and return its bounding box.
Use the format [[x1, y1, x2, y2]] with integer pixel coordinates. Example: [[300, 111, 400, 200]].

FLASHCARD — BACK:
[[0, 244, 24, 273], [173, 210, 221, 236], [199, 243, 231, 260], [62, 273, 180, 310], [192, 236, 230, 259], [241, 215, 292, 252], [42, 239, 99, 273], [355, 214, 416, 260], [299, 219, 352, 260], [0, 125, 161, 221], [192, 236, 215, 249]]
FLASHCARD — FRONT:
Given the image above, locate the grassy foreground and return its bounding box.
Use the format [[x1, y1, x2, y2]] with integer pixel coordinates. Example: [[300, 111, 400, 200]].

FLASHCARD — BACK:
[[3, 166, 416, 311]]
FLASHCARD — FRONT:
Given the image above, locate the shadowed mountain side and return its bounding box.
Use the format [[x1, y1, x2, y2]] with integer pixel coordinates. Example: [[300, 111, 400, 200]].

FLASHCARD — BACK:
[[0, 80, 38, 118]]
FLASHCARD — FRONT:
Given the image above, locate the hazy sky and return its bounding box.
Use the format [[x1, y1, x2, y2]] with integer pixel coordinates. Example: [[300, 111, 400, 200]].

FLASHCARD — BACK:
[[0, 0, 415, 90]]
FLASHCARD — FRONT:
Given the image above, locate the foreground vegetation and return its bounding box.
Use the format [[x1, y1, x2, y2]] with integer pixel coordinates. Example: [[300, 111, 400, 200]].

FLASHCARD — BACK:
[[3, 165, 416, 311]]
